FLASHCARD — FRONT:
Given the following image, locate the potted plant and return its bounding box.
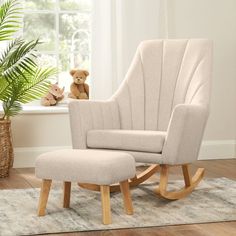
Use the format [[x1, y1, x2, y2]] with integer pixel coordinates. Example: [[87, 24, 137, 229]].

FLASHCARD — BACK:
[[0, 0, 57, 177]]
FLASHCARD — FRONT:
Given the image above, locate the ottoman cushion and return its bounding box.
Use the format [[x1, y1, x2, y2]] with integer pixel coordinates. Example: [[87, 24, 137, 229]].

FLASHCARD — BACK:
[[35, 149, 136, 185]]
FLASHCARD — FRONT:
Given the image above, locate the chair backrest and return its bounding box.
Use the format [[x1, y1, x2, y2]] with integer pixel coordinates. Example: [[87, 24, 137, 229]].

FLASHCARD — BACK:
[[112, 39, 213, 131]]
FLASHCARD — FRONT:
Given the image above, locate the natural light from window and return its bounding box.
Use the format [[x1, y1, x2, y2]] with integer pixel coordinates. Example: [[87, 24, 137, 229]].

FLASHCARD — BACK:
[[23, 0, 92, 92]]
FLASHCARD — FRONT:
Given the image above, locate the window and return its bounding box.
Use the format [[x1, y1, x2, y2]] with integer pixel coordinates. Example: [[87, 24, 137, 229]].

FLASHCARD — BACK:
[[23, 0, 92, 91]]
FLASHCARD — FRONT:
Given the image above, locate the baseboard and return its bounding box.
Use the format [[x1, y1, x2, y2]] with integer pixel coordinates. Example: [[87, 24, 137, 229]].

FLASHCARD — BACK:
[[198, 140, 236, 160], [13, 140, 236, 168], [13, 146, 72, 168]]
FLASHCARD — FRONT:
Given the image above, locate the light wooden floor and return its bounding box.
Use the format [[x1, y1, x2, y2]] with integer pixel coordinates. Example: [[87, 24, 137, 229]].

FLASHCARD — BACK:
[[0, 159, 236, 236]]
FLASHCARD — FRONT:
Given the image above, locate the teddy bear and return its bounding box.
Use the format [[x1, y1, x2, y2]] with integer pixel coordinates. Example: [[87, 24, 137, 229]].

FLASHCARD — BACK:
[[41, 83, 65, 106], [68, 69, 89, 99]]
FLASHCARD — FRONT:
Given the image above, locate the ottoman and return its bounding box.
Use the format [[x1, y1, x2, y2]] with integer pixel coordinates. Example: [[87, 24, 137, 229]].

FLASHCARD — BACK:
[[35, 149, 136, 224]]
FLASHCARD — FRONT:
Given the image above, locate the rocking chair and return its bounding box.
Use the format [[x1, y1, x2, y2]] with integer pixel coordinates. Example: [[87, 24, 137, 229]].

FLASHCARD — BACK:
[[69, 39, 213, 200]]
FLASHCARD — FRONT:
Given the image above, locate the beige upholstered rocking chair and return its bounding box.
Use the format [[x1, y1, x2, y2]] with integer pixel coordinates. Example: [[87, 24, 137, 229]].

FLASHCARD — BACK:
[[69, 39, 213, 200]]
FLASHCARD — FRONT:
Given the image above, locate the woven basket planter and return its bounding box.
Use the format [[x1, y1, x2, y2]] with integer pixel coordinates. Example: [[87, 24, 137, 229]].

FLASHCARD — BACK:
[[0, 120, 14, 178]]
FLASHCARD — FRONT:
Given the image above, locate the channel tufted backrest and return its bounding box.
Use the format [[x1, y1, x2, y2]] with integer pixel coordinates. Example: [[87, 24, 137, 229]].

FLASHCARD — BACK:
[[112, 39, 213, 131]]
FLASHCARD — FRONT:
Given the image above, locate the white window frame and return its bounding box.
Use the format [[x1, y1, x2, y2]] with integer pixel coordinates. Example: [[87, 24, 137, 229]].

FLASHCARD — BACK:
[[23, 0, 91, 77]]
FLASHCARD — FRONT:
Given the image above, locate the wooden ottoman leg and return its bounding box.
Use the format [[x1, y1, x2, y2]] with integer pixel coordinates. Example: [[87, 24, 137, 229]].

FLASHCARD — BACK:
[[38, 179, 52, 216], [63, 181, 71, 208], [120, 180, 133, 215], [100, 185, 111, 225]]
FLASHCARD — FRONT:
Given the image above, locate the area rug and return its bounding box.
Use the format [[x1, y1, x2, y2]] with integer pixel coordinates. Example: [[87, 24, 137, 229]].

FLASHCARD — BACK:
[[0, 178, 236, 236]]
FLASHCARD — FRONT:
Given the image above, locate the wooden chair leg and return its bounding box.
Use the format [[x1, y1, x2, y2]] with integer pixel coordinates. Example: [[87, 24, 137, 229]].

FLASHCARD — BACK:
[[158, 164, 169, 194], [100, 185, 111, 225], [120, 180, 133, 215], [38, 179, 52, 216], [63, 181, 71, 208], [182, 164, 191, 187]]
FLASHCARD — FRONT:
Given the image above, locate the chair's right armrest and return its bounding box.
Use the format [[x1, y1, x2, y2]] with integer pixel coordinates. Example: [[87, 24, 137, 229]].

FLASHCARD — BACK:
[[68, 100, 120, 149], [162, 104, 209, 165]]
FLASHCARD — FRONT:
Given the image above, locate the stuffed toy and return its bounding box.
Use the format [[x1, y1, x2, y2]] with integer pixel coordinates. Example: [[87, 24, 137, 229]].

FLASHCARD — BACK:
[[41, 83, 65, 106], [68, 69, 89, 99]]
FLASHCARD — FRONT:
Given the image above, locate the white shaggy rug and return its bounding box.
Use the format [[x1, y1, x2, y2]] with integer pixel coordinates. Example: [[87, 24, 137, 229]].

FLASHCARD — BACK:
[[0, 178, 236, 236]]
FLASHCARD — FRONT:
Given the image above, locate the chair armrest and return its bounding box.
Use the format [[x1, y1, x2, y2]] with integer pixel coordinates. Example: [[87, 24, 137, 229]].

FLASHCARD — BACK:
[[68, 100, 120, 149], [162, 104, 209, 165]]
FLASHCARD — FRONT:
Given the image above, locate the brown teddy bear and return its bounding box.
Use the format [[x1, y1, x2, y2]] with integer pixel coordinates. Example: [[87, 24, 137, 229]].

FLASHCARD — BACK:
[[68, 69, 89, 99], [41, 83, 65, 106]]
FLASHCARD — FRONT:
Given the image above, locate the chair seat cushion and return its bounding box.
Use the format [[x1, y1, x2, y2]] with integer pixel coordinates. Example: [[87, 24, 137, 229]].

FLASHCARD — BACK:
[[87, 130, 166, 153], [35, 149, 136, 185]]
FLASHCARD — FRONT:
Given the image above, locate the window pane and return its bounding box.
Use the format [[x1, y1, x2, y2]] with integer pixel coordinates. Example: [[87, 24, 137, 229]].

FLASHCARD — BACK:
[[60, 0, 92, 11], [24, 13, 56, 51], [59, 13, 91, 89], [58, 71, 71, 92], [59, 51, 89, 71], [59, 53, 70, 72], [24, 0, 56, 10], [36, 53, 57, 68], [36, 53, 58, 84], [59, 13, 90, 56]]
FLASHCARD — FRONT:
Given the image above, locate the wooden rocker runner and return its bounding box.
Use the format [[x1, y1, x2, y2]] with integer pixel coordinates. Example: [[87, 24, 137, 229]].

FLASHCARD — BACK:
[[79, 164, 205, 200], [68, 39, 213, 200]]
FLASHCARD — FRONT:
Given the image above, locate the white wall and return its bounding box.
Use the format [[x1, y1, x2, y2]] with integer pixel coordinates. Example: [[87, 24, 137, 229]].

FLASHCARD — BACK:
[[11, 0, 236, 167], [11, 112, 72, 167], [12, 113, 71, 147]]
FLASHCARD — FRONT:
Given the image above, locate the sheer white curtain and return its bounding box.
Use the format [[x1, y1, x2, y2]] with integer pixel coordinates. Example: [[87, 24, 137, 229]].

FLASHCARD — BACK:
[[90, 0, 166, 100]]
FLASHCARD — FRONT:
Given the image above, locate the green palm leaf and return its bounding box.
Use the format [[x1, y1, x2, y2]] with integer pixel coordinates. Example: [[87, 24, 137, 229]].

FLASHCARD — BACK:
[[1, 67, 57, 118], [3, 99, 22, 118], [0, 0, 58, 120], [19, 67, 57, 103], [0, 38, 22, 64], [1, 78, 23, 118], [0, 39, 39, 81], [0, 75, 9, 99], [0, 0, 21, 41]]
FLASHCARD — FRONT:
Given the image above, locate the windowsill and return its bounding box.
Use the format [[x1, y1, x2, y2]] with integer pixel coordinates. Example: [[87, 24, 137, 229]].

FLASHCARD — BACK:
[[19, 104, 69, 114], [0, 100, 70, 115]]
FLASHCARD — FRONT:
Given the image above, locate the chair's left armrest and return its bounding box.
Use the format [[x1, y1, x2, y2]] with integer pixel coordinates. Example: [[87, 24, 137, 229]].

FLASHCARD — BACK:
[[69, 100, 120, 149], [162, 104, 209, 165]]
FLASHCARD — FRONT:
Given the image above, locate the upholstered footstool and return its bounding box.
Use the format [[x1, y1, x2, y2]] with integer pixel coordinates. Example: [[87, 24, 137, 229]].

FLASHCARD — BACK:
[[35, 149, 136, 224]]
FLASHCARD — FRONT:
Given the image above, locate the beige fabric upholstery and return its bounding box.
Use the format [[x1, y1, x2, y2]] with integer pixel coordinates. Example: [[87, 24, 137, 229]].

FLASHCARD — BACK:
[[87, 130, 166, 153], [90, 149, 164, 164], [69, 100, 120, 149], [162, 104, 208, 164], [35, 149, 136, 185], [69, 39, 213, 165]]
